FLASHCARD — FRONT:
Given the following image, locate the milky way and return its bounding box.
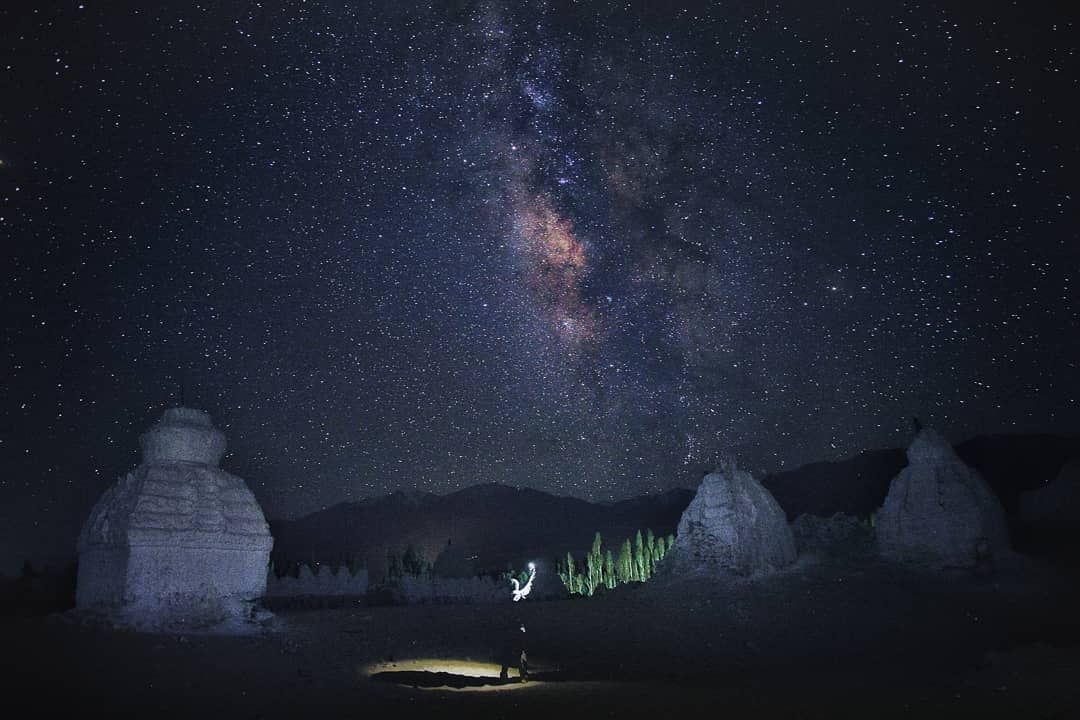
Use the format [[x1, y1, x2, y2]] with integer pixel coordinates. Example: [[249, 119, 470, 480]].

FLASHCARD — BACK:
[[511, 191, 597, 346], [1, 1, 1078, 570]]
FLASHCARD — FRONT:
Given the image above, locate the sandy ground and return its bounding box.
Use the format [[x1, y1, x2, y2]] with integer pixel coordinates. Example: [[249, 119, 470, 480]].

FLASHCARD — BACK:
[[4, 553, 1079, 719]]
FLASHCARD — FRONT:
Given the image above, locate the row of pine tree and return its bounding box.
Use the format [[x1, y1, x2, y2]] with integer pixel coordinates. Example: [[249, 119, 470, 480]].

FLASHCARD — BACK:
[[557, 529, 674, 596]]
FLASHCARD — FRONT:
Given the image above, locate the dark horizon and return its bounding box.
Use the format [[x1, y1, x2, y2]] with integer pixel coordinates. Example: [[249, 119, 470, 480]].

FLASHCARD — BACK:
[[3, 424, 1076, 578]]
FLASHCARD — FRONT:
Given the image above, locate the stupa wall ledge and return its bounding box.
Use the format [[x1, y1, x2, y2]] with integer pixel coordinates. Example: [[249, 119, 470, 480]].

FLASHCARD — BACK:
[[125, 528, 274, 550]]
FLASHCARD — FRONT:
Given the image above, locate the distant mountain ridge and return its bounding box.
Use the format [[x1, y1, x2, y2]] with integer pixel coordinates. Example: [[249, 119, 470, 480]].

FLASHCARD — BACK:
[[269, 483, 693, 580], [269, 433, 1080, 576]]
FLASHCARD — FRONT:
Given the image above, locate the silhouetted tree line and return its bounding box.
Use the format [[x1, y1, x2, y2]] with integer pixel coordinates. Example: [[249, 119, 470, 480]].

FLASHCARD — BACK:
[[268, 554, 366, 579], [385, 543, 431, 579], [0, 559, 78, 615], [557, 529, 674, 596]]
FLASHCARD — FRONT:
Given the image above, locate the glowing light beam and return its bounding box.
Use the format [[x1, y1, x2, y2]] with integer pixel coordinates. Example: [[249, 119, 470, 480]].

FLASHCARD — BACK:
[[510, 562, 536, 602]]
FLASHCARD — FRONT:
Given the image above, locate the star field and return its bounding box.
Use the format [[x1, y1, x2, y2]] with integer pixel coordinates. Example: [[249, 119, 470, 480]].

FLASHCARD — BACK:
[[1, 1, 1077, 571]]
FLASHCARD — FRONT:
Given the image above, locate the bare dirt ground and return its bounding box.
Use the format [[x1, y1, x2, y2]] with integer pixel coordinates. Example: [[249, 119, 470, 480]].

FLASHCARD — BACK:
[[4, 554, 1079, 719]]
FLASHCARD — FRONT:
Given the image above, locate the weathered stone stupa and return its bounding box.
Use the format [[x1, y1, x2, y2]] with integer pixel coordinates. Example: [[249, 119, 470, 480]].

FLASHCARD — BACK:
[[669, 460, 797, 576], [76, 408, 273, 630], [876, 428, 1009, 569]]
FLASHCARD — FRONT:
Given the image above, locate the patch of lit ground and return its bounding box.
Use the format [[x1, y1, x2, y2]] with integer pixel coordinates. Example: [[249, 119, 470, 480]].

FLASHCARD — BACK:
[[363, 658, 545, 691]]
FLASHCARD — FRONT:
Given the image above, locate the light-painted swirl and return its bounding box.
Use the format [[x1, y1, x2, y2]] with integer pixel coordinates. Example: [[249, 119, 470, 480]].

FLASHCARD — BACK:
[[509, 562, 536, 602]]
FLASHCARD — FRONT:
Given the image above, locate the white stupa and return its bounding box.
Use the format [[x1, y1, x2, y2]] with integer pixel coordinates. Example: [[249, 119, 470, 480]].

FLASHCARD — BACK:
[[76, 407, 274, 631], [876, 428, 1009, 569], [669, 459, 797, 576]]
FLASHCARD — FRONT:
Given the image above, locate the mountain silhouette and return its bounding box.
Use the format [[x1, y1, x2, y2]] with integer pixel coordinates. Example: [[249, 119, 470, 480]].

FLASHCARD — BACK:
[[268, 433, 1080, 578]]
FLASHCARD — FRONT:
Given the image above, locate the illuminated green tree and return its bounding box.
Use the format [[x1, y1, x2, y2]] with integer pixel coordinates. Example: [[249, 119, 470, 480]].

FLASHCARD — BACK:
[[558, 528, 672, 595], [617, 539, 633, 583], [564, 552, 577, 593], [643, 533, 652, 578], [586, 532, 604, 595], [633, 530, 646, 581], [584, 552, 597, 595]]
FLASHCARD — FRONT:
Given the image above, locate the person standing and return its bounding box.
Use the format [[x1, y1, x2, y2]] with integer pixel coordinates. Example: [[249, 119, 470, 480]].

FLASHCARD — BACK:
[[499, 622, 528, 681]]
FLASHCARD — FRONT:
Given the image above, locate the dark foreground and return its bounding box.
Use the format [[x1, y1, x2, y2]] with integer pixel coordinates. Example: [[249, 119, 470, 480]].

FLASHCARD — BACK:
[[4, 555, 1079, 719]]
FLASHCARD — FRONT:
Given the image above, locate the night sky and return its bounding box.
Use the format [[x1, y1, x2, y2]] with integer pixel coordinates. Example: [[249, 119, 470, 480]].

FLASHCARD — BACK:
[[2, 1, 1077, 573]]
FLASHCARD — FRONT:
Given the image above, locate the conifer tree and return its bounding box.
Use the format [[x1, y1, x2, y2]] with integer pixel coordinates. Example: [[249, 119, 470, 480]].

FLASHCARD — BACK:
[[402, 544, 427, 576], [604, 550, 616, 589], [565, 552, 577, 594], [634, 530, 646, 581], [585, 551, 597, 596], [617, 539, 632, 583], [386, 548, 402, 579], [587, 532, 603, 594], [645, 529, 656, 576]]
